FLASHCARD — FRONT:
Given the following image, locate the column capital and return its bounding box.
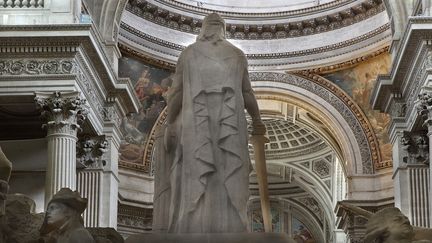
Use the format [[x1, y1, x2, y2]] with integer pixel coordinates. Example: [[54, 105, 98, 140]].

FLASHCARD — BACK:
[[34, 91, 89, 137], [77, 135, 108, 169], [417, 92, 432, 127]]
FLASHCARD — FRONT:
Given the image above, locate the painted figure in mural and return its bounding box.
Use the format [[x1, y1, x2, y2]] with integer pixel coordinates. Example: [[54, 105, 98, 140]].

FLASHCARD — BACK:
[[163, 12, 264, 233], [39, 188, 95, 243]]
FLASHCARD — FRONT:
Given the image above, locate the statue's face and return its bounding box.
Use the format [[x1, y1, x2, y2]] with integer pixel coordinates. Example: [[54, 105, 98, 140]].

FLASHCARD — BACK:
[[383, 213, 414, 243], [46, 202, 71, 226], [205, 23, 223, 35]]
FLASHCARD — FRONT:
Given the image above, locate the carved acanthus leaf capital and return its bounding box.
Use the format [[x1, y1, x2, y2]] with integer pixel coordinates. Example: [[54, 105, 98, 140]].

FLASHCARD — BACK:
[[34, 91, 89, 136], [76, 135, 108, 169], [400, 131, 429, 165], [417, 92, 432, 127]]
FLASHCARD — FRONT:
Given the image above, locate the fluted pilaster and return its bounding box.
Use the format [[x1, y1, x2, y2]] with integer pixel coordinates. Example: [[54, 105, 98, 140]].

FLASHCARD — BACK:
[[76, 135, 107, 227], [35, 91, 88, 204], [77, 168, 102, 227], [416, 92, 432, 224], [409, 165, 430, 227]]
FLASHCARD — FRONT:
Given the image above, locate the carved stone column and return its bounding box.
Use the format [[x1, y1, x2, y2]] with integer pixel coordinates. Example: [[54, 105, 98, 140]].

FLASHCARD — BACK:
[[76, 135, 107, 227], [34, 91, 88, 204], [99, 97, 123, 228], [416, 92, 432, 225], [393, 131, 430, 227]]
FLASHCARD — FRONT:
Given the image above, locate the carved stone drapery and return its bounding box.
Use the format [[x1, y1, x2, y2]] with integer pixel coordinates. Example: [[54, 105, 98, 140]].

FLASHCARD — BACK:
[[34, 91, 89, 203]]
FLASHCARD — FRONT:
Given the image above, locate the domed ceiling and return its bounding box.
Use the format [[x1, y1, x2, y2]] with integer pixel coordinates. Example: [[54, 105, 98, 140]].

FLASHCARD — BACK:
[[249, 118, 327, 160], [119, 0, 390, 71]]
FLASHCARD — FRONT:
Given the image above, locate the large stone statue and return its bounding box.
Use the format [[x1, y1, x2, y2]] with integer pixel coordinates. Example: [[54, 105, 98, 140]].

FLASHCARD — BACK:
[[39, 188, 95, 243], [0, 146, 12, 219], [163, 12, 264, 233]]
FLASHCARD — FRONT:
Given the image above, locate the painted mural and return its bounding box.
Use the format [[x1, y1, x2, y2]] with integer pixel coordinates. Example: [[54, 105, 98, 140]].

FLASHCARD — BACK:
[[251, 207, 281, 233], [324, 54, 392, 164], [292, 217, 315, 243], [118, 55, 172, 166]]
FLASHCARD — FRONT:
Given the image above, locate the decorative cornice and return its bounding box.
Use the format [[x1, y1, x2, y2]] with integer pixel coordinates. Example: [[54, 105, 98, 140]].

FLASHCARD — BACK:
[[156, 0, 355, 17], [118, 43, 176, 71], [294, 46, 390, 74], [118, 42, 390, 75], [0, 59, 74, 75], [0, 25, 140, 115], [120, 21, 390, 60], [126, 0, 384, 40]]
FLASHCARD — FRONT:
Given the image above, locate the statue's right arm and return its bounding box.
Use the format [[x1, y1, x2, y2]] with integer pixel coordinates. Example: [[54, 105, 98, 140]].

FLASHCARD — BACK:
[[0, 146, 12, 182], [166, 54, 184, 125]]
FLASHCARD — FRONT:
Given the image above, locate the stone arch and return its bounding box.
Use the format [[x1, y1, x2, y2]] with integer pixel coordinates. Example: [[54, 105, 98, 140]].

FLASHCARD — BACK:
[[248, 72, 380, 176]]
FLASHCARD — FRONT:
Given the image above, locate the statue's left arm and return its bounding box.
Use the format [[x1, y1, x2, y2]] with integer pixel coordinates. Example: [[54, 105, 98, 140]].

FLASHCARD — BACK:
[[241, 60, 265, 135]]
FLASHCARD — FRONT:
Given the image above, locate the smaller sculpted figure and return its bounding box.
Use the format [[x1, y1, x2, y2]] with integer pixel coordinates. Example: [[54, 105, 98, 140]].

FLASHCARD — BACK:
[[364, 207, 415, 243], [39, 188, 95, 243]]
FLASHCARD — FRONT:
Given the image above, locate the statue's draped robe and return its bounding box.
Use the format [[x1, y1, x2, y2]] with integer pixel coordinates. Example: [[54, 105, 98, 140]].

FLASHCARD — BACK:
[[168, 41, 252, 233]]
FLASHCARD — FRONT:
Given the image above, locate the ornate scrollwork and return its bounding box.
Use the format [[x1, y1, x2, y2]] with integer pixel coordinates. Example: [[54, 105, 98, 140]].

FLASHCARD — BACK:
[[0, 60, 74, 75]]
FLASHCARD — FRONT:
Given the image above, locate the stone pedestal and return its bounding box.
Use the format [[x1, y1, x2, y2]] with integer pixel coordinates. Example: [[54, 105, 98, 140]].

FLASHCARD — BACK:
[[125, 233, 295, 243], [35, 91, 88, 205]]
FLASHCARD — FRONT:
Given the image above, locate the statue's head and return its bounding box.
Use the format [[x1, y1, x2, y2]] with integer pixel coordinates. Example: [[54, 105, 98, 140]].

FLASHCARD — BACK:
[[364, 207, 414, 243], [197, 13, 226, 44], [40, 188, 87, 234]]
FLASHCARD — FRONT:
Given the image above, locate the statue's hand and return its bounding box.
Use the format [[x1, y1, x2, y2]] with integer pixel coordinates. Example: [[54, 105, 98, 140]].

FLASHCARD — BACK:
[[252, 119, 266, 135]]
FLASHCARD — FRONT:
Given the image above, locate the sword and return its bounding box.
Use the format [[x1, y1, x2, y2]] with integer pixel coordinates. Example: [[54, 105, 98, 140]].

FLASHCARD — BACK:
[[250, 132, 272, 232]]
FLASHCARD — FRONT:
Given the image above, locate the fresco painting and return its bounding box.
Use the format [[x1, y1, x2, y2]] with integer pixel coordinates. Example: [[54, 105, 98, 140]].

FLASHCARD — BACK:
[[292, 217, 315, 243], [251, 207, 281, 233], [118, 55, 173, 165], [324, 54, 392, 163]]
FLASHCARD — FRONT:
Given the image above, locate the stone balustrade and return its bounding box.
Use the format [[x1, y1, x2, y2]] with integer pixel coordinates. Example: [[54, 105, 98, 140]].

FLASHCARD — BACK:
[[0, 0, 44, 8]]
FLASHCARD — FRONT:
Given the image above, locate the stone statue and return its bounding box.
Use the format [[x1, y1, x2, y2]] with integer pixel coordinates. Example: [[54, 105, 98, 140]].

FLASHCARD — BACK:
[[39, 188, 95, 243], [0, 194, 44, 243], [339, 202, 432, 243], [423, 0, 431, 16], [161, 12, 264, 233], [0, 146, 12, 216]]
